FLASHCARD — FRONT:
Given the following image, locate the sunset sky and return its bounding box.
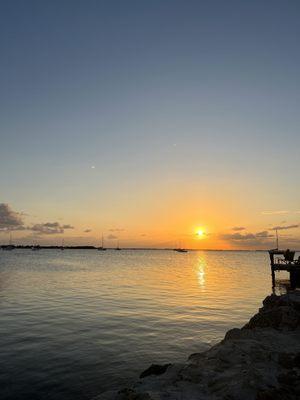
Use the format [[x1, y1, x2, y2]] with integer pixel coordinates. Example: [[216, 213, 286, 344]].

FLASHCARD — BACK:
[[1, 1, 300, 249]]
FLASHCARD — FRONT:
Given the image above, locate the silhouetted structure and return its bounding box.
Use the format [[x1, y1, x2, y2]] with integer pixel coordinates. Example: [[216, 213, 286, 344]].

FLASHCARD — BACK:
[[269, 249, 300, 288]]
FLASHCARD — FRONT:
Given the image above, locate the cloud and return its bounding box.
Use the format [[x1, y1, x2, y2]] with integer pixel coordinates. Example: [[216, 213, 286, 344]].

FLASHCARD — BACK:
[[0, 203, 25, 230], [84, 229, 92, 233], [62, 224, 74, 229], [30, 222, 74, 235], [220, 231, 274, 241], [107, 234, 118, 240], [0, 203, 76, 237], [221, 233, 255, 241], [261, 210, 289, 215], [256, 231, 274, 238], [231, 226, 245, 231], [271, 224, 299, 231], [109, 228, 125, 232]]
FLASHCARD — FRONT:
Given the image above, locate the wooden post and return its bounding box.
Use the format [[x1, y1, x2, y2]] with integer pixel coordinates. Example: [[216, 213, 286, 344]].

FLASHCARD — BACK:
[[290, 268, 300, 289], [269, 251, 275, 287], [271, 267, 275, 288]]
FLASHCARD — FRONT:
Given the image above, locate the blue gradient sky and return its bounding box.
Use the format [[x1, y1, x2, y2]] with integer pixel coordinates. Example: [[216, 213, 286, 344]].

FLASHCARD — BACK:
[[1, 1, 300, 248]]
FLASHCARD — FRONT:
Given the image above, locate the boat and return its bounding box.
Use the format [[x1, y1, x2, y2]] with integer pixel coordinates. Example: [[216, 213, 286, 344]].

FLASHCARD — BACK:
[[115, 240, 121, 251], [60, 238, 65, 251], [98, 234, 107, 251], [174, 248, 188, 253], [3, 233, 15, 251], [32, 245, 41, 251], [173, 240, 188, 253]]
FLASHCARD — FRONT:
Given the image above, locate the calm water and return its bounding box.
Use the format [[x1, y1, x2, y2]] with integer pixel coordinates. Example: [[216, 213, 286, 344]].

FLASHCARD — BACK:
[[0, 250, 287, 400]]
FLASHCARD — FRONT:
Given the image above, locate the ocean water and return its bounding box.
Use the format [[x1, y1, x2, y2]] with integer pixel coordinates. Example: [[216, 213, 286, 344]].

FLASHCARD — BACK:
[[0, 249, 289, 400]]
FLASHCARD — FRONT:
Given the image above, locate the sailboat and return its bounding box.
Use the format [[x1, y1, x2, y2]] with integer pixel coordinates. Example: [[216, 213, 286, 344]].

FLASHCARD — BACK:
[[173, 240, 188, 253], [98, 234, 107, 251], [32, 243, 41, 251], [115, 240, 121, 251], [174, 248, 188, 253], [60, 238, 65, 251], [3, 232, 15, 250]]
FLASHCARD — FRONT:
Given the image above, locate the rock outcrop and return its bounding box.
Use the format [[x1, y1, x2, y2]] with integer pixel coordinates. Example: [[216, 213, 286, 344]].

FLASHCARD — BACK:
[[98, 291, 300, 400]]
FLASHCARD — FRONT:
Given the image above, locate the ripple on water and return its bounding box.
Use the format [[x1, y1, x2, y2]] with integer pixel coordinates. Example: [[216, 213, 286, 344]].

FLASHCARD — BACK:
[[0, 249, 282, 400]]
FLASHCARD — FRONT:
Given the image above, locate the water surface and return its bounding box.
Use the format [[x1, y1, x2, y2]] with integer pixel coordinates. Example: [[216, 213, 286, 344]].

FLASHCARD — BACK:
[[0, 250, 285, 399]]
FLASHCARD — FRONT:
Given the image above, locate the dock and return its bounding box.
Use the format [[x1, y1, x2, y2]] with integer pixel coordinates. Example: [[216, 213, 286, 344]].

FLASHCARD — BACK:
[[269, 249, 300, 288]]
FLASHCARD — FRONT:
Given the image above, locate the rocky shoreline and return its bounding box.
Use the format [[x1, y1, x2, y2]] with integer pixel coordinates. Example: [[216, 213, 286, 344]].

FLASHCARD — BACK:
[[98, 291, 300, 400]]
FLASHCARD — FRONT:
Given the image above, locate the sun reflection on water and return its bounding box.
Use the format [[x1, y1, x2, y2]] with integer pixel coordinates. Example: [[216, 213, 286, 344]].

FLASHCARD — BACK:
[[197, 258, 206, 289]]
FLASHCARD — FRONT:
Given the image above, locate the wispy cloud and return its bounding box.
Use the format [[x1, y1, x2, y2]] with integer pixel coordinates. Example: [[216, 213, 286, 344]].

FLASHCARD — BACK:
[[84, 228, 92, 233], [271, 224, 299, 231], [220, 230, 274, 242], [107, 234, 118, 240], [261, 210, 289, 215], [109, 228, 125, 232], [231, 226, 245, 231], [30, 222, 74, 235]]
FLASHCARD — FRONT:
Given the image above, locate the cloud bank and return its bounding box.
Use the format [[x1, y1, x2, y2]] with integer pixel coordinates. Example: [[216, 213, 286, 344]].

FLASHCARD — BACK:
[[0, 203, 74, 235], [0, 203, 24, 230]]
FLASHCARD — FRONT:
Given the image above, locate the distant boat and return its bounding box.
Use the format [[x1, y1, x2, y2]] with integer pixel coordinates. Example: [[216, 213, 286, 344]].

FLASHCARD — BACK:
[[98, 234, 107, 251], [115, 240, 121, 251], [173, 240, 188, 253], [61, 238, 65, 251], [3, 232, 15, 251], [174, 248, 188, 253], [32, 245, 41, 251]]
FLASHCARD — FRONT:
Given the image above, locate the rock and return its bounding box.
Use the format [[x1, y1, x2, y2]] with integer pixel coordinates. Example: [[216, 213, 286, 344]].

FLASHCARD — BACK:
[[139, 363, 171, 379], [115, 388, 152, 400], [293, 352, 300, 367], [243, 305, 300, 330], [223, 328, 242, 341], [278, 352, 296, 369], [256, 388, 285, 400]]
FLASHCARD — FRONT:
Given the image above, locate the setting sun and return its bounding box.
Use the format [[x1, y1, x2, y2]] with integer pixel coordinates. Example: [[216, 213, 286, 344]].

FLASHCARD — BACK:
[[196, 229, 205, 238]]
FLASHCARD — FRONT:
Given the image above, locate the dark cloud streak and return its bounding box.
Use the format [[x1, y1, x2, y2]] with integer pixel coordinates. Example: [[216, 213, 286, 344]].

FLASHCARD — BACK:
[[271, 224, 299, 231]]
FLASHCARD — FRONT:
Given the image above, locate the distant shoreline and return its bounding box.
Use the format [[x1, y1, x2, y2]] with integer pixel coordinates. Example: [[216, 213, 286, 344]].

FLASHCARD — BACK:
[[0, 245, 277, 252]]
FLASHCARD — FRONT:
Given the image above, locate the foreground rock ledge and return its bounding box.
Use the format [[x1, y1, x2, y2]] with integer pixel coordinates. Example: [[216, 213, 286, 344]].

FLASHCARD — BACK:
[[98, 291, 300, 400]]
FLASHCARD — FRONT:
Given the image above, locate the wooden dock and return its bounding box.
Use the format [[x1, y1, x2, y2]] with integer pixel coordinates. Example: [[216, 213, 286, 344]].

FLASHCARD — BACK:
[[269, 249, 300, 288]]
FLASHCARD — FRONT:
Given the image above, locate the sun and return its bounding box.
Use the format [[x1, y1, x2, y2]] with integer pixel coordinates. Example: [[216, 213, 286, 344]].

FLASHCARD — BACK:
[[195, 228, 205, 238]]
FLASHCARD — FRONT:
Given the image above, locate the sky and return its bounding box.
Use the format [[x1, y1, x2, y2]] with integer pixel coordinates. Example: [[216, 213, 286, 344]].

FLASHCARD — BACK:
[[0, 0, 300, 249]]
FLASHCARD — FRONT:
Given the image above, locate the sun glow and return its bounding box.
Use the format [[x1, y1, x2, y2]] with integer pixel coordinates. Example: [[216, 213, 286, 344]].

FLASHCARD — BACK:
[[195, 228, 205, 238]]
